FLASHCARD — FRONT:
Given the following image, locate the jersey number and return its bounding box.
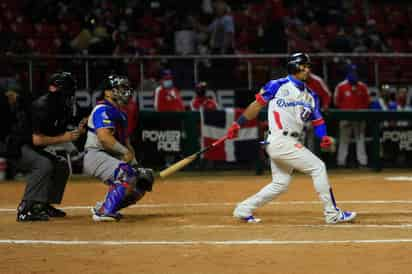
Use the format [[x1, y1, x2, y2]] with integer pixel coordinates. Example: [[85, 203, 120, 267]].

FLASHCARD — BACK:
[[300, 107, 312, 121]]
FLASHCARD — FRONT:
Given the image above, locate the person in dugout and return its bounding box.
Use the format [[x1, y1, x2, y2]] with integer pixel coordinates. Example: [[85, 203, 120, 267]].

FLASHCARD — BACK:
[[153, 69, 185, 112], [190, 81, 218, 111]]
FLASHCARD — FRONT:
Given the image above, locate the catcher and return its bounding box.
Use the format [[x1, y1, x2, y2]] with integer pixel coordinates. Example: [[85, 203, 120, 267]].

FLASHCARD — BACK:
[[83, 74, 154, 222]]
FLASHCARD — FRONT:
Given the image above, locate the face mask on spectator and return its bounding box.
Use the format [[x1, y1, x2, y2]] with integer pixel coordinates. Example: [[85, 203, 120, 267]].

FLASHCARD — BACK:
[[163, 80, 173, 88], [346, 72, 358, 85]]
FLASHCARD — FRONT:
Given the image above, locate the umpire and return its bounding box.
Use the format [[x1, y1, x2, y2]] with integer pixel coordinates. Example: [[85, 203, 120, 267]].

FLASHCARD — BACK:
[[15, 72, 85, 222]]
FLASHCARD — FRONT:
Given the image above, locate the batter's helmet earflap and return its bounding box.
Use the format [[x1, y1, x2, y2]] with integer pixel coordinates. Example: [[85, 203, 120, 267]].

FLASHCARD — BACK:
[[287, 53, 311, 74], [48, 72, 76, 97]]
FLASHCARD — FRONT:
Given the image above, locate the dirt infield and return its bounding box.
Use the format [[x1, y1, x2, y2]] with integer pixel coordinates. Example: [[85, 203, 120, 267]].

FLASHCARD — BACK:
[[1, 169, 412, 274]]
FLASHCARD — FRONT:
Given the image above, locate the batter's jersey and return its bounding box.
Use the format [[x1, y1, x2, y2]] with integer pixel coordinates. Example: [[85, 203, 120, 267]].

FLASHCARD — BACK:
[[256, 75, 324, 135], [84, 100, 128, 152]]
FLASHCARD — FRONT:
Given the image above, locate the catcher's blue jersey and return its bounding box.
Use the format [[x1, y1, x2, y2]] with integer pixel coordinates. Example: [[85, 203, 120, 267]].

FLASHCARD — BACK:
[[84, 100, 128, 151]]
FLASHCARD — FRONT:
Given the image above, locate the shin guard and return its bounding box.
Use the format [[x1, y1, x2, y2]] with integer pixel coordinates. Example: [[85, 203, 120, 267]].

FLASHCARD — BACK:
[[102, 183, 127, 214]]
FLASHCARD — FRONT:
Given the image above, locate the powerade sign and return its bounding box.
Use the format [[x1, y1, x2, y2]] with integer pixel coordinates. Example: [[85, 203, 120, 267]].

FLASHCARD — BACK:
[[75, 89, 235, 110], [142, 130, 181, 152], [381, 128, 412, 151]]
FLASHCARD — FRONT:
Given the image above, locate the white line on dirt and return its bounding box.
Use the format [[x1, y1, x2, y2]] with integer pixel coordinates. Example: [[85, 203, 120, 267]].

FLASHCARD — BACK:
[[1, 200, 412, 212], [179, 223, 412, 229], [1, 239, 412, 245]]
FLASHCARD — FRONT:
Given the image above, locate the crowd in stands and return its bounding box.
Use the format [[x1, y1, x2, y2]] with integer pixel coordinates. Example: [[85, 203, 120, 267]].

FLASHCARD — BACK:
[[1, 0, 412, 92], [2, 0, 411, 56]]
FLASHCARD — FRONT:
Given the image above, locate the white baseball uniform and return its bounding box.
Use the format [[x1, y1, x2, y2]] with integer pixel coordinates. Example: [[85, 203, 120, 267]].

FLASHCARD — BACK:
[[234, 75, 342, 222]]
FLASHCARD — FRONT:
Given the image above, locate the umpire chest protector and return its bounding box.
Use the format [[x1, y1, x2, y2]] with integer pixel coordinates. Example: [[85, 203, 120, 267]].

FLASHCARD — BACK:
[[32, 93, 71, 137]]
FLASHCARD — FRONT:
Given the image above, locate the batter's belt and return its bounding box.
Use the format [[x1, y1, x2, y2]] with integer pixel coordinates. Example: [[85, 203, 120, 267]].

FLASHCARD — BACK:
[[269, 130, 301, 138]]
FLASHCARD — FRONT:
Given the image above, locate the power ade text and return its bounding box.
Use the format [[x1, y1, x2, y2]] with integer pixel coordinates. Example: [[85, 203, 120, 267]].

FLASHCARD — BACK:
[[381, 130, 412, 151], [142, 130, 181, 152]]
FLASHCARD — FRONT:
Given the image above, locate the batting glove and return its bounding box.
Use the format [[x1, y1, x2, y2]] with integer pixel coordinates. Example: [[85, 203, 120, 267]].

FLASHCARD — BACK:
[[320, 136, 335, 151], [227, 122, 240, 139]]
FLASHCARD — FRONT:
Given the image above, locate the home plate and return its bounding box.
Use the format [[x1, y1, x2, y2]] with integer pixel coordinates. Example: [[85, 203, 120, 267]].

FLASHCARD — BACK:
[[385, 176, 412, 181]]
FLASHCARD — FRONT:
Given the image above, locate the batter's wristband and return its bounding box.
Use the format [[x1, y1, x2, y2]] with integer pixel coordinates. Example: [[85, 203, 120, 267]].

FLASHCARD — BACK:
[[237, 115, 247, 126], [112, 142, 128, 155]]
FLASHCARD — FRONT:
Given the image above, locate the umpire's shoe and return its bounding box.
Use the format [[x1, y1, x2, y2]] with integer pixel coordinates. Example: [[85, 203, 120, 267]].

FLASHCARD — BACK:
[[45, 204, 66, 218], [17, 201, 49, 222]]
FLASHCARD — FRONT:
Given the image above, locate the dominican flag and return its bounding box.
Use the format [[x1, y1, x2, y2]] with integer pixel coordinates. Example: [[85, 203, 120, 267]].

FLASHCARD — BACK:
[[200, 109, 259, 162]]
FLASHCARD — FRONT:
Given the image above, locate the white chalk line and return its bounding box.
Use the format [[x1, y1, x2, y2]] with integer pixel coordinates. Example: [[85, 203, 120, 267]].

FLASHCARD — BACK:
[[1, 239, 412, 246], [179, 223, 412, 229], [1, 200, 412, 212]]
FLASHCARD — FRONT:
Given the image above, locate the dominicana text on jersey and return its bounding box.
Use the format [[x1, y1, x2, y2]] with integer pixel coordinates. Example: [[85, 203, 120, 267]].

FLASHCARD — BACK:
[[259, 75, 323, 133]]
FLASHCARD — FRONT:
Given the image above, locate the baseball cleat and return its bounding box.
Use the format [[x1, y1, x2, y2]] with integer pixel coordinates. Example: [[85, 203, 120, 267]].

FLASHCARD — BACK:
[[325, 210, 356, 224], [91, 204, 121, 222], [91, 211, 121, 222], [233, 206, 261, 223], [45, 204, 66, 218], [240, 215, 262, 223]]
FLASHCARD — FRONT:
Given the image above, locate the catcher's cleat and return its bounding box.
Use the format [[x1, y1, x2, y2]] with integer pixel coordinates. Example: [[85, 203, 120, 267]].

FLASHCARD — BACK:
[[325, 209, 357, 224], [91, 203, 122, 222], [45, 204, 66, 218], [91, 211, 121, 222]]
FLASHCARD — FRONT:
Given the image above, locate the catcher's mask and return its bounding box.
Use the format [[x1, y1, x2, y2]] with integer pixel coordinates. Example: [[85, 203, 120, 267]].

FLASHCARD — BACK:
[[287, 52, 311, 74], [104, 74, 133, 105]]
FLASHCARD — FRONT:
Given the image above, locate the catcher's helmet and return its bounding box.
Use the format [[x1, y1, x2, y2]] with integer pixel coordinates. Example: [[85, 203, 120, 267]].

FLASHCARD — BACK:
[[287, 53, 311, 74], [102, 74, 132, 105], [48, 72, 76, 97]]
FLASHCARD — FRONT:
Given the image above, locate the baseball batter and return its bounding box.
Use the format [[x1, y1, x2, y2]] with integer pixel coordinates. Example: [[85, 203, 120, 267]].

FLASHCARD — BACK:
[[227, 53, 356, 224], [83, 75, 154, 222]]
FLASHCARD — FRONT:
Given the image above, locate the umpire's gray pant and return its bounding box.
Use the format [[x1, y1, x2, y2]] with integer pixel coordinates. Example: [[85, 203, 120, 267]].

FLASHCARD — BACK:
[[19, 145, 69, 204]]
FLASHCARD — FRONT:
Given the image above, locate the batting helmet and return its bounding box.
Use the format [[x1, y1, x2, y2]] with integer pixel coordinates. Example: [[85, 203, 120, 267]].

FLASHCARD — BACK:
[[287, 53, 311, 74], [102, 74, 133, 105], [48, 72, 76, 97]]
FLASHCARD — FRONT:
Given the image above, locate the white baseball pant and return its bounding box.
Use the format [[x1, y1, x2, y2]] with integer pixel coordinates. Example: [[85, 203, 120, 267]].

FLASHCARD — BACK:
[[234, 131, 338, 217]]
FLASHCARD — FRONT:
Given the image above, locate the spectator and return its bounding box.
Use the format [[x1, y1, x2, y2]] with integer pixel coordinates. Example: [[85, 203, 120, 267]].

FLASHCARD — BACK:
[[304, 72, 332, 151], [306, 72, 332, 111], [173, 14, 199, 89], [190, 81, 218, 111], [396, 87, 411, 110], [334, 63, 370, 168], [395, 86, 410, 127], [369, 89, 388, 110], [327, 27, 353, 53], [196, 0, 236, 89], [153, 69, 185, 112]]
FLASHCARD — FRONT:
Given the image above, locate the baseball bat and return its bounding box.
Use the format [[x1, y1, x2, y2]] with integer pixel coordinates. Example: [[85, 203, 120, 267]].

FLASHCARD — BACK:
[[159, 135, 227, 179]]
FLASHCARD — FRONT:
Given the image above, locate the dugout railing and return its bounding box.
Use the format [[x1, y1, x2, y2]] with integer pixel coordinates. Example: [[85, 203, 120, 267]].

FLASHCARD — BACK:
[[3, 53, 412, 93]]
